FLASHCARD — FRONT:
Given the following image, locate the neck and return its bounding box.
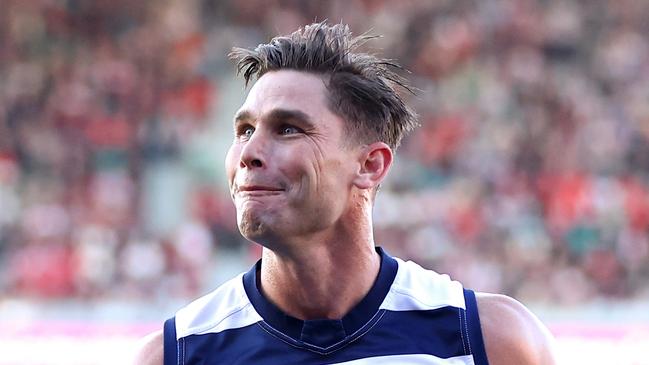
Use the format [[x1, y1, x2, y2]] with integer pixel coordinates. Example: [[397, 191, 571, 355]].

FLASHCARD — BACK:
[[258, 213, 380, 320]]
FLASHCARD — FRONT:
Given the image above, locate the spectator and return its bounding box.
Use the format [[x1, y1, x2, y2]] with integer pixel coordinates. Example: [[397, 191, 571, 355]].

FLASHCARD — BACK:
[[0, 0, 648, 306]]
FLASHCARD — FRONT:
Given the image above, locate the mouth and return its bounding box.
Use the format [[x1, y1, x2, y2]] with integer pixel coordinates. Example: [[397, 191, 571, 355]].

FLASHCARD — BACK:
[[236, 185, 284, 196]]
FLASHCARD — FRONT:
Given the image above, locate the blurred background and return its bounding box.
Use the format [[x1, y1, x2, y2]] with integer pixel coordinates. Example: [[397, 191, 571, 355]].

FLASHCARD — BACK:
[[1, 0, 648, 363]]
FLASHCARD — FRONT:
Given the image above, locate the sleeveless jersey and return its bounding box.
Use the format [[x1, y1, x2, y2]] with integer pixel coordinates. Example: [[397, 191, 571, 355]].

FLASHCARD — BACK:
[[163, 248, 490, 364]]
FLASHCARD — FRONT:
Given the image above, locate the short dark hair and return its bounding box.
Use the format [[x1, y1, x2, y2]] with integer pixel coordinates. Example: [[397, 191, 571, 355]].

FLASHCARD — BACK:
[[229, 22, 418, 150]]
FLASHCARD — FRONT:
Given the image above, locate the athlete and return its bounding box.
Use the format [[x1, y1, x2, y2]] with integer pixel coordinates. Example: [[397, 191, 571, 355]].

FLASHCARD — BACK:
[[133, 22, 557, 364]]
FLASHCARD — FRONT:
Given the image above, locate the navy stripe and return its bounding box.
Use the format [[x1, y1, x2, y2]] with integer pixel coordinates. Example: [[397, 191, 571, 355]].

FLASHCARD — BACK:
[[182, 308, 466, 364], [163, 317, 178, 365], [463, 289, 490, 365]]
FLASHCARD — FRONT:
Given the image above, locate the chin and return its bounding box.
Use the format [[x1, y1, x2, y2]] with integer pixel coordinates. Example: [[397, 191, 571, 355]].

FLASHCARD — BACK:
[[238, 214, 295, 252], [238, 210, 273, 240], [239, 220, 267, 240]]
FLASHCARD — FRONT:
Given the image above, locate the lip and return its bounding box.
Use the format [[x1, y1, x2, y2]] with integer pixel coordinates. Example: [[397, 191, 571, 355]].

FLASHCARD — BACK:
[[238, 185, 283, 192], [235, 185, 284, 197]]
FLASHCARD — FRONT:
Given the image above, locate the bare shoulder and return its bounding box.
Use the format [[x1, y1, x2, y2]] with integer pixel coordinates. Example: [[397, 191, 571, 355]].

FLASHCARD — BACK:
[[475, 293, 558, 365], [131, 330, 164, 365]]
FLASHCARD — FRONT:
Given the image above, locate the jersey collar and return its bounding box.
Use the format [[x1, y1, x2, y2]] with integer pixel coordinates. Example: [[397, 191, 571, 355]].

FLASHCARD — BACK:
[[242, 247, 398, 348]]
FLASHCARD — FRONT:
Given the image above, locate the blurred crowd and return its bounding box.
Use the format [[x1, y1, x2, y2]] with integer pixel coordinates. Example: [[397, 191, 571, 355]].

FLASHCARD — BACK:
[[1, 0, 648, 307]]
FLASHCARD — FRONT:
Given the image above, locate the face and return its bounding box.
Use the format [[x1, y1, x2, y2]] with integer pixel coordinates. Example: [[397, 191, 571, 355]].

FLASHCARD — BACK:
[[225, 70, 360, 246]]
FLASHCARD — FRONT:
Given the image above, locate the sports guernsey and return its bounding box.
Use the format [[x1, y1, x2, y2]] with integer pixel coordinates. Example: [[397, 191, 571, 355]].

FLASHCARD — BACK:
[[163, 248, 490, 364]]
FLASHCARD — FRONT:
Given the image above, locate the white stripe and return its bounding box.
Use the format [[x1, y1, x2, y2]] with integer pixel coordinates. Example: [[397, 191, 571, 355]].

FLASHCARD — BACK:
[[193, 301, 262, 336], [330, 354, 476, 364], [381, 258, 466, 311], [175, 273, 262, 339]]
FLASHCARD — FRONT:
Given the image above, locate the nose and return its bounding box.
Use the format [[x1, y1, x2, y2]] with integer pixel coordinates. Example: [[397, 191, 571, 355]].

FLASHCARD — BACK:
[[239, 131, 266, 169]]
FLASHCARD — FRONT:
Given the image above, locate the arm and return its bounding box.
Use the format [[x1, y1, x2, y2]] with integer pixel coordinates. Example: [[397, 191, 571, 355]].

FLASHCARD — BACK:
[[131, 330, 164, 365], [476, 293, 558, 365]]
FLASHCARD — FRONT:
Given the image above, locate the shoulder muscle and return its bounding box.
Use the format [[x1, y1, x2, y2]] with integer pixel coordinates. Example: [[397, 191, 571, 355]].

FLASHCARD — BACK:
[[476, 293, 557, 365], [131, 330, 164, 365]]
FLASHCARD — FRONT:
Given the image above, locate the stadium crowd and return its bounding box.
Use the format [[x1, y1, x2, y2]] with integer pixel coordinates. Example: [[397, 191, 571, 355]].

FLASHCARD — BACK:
[[1, 0, 648, 307]]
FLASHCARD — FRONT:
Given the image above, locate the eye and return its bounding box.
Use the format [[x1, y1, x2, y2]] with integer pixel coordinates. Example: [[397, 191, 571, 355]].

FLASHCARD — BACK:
[[280, 125, 301, 135], [236, 125, 255, 140]]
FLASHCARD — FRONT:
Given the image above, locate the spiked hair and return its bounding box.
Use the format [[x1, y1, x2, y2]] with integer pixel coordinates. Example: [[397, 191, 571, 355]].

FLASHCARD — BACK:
[[229, 22, 418, 150]]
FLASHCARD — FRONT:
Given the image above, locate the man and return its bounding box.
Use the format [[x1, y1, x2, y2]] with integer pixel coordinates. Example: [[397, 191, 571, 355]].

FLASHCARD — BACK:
[[134, 22, 557, 364]]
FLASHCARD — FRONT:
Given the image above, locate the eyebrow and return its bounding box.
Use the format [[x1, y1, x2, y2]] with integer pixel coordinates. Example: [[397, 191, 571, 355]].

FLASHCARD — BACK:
[[234, 108, 314, 128], [234, 110, 253, 124]]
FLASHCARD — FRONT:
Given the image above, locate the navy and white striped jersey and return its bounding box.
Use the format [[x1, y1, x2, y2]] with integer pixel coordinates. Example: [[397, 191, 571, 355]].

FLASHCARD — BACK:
[[163, 248, 489, 364]]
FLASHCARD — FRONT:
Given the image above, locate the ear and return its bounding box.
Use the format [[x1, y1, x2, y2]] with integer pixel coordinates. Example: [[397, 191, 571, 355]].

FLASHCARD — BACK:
[[352, 142, 393, 190]]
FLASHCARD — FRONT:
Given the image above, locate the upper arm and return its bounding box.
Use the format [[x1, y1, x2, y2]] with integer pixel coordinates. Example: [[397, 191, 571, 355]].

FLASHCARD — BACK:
[[476, 293, 557, 365], [131, 330, 164, 365]]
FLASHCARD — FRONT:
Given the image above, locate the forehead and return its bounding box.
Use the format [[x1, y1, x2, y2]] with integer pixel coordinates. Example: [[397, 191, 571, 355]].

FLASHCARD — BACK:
[[236, 70, 335, 123]]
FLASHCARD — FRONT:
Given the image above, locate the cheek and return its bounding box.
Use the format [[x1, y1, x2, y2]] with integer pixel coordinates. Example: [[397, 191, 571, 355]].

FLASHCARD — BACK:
[[303, 157, 342, 197], [321, 156, 353, 194]]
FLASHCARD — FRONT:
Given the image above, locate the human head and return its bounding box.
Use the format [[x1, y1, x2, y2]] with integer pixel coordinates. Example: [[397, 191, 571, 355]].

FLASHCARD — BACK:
[[229, 21, 418, 151], [226, 23, 418, 245]]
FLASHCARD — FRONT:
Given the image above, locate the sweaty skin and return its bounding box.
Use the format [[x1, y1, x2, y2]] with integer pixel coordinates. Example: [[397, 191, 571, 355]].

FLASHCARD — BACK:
[[131, 70, 557, 365]]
